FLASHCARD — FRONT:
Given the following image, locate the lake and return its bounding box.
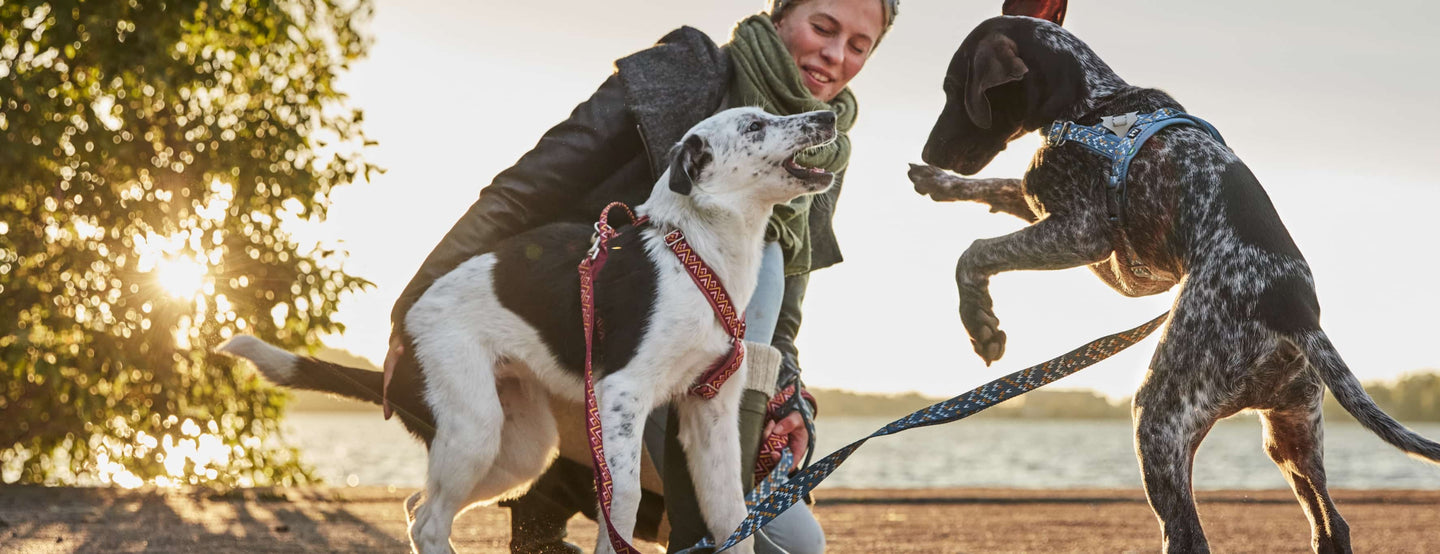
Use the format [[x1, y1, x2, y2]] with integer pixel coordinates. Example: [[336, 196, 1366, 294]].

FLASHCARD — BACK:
[[283, 413, 1440, 490]]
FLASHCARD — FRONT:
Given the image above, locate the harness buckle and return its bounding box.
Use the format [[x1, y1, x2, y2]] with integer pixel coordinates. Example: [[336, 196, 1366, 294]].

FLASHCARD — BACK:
[[1050, 121, 1070, 147], [664, 230, 685, 247]]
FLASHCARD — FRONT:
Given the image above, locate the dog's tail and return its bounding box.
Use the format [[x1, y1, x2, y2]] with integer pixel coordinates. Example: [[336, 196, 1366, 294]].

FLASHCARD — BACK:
[[1300, 330, 1440, 463], [217, 335, 436, 442]]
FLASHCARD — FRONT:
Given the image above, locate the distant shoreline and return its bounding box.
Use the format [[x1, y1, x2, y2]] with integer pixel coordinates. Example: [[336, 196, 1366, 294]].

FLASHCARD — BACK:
[[294, 347, 1440, 421]]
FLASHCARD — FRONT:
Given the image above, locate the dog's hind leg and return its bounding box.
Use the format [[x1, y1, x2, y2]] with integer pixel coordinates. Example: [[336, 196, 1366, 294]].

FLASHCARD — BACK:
[[407, 348, 506, 554], [468, 375, 559, 503], [591, 373, 654, 554], [1133, 349, 1221, 553], [1259, 367, 1352, 553]]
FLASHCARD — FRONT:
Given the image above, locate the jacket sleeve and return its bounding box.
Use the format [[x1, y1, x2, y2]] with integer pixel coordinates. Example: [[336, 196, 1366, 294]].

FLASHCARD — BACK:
[[391, 73, 642, 326]]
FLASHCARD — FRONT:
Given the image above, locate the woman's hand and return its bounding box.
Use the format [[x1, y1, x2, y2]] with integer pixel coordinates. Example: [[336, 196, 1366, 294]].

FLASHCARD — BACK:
[[762, 411, 809, 469]]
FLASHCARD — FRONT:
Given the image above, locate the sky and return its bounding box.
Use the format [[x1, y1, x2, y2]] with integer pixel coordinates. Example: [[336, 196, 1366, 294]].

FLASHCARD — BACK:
[[310, 0, 1439, 400]]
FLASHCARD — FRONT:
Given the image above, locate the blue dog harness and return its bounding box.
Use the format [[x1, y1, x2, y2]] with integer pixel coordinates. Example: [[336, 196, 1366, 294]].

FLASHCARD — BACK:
[[1040, 108, 1226, 277]]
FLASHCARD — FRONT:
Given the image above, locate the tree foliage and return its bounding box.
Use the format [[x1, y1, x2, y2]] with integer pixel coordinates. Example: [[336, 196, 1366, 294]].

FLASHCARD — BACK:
[[1, 0, 376, 486]]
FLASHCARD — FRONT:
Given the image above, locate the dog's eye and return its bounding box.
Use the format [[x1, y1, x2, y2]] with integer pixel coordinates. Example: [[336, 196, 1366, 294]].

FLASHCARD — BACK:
[[746, 121, 764, 134]]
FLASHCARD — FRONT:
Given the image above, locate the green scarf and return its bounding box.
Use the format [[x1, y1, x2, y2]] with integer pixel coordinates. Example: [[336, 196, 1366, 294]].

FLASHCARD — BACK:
[[726, 14, 856, 170], [725, 14, 858, 275]]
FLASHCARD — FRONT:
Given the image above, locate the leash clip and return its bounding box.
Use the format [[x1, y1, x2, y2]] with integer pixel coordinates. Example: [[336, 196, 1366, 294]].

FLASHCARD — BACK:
[[587, 222, 608, 260], [586, 235, 601, 260]]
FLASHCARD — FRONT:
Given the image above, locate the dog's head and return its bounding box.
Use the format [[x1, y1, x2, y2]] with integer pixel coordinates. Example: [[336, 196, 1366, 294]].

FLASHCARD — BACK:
[[665, 107, 838, 210], [921, 16, 1095, 175]]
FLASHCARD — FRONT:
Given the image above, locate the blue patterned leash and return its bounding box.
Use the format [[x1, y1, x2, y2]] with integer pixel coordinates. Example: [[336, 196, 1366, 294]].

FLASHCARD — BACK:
[[682, 311, 1171, 552]]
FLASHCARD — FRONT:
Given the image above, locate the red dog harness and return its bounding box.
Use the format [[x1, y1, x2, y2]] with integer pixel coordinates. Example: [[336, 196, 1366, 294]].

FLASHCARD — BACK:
[[579, 202, 746, 552]]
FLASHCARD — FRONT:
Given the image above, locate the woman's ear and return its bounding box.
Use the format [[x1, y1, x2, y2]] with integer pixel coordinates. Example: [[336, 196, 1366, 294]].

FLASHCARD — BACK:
[[1002, 0, 1067, 25]]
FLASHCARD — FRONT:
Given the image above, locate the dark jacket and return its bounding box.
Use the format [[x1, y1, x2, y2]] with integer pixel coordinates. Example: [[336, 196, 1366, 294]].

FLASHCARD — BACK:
[[391, 27, 843, 371]]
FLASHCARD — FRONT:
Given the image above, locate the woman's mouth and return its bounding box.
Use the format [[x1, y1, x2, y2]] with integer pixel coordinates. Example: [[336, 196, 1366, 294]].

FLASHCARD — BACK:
[[803, 67, 834, 85]]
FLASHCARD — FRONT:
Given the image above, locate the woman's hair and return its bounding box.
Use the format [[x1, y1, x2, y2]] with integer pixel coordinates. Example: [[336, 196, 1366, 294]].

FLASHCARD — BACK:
[[767, 0, 900, 41]]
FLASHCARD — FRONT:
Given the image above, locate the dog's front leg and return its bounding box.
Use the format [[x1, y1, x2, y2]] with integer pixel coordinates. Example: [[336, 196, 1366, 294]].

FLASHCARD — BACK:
[[957, 215, 1111, 365], [908, 163, 1035, 222], [592, 374, 653, 554], [674, 368, 754, 554]]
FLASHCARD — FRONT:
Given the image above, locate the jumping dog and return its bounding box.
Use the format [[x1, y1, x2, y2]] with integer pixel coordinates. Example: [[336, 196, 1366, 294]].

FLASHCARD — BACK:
[[909, 15, 1439, 553]]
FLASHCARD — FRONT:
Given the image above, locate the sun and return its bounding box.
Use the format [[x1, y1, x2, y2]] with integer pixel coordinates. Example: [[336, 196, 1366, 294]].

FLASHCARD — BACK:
[[156, 258, 207, 298]]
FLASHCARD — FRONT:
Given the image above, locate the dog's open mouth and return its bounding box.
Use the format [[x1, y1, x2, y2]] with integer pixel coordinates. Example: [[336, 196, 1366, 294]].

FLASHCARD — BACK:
[[783, 141, 837, 184]]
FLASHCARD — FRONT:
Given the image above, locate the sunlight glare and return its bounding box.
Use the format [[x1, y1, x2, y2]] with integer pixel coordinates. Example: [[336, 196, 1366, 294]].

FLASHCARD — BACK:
[[156, 257, 207, 298]]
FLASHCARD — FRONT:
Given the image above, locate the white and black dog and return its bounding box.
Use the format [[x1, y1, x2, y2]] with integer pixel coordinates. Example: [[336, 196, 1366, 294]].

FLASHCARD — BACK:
[[219, 107, 837, 554]]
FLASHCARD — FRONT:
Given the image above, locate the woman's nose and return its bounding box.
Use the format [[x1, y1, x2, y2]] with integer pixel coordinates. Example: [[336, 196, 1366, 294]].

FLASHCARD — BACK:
[[819, 38, 844, 66]]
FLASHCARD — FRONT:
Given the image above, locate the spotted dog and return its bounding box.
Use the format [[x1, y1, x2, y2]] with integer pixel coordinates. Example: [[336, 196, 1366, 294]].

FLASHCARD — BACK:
[[908, 15, 1440, 553], [220, 107, 838, 554]]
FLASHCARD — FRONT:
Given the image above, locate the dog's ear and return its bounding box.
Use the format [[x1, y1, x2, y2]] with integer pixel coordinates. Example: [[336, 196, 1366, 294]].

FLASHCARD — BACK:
[[965, 33, 1029, 130], [667, 134, 711, 196], [1002, 0, 1067, 25]]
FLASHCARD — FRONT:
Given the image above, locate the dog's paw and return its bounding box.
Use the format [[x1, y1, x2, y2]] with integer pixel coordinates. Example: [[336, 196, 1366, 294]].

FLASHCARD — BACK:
[[960, 300, 1006, 366], [908, 163, 960, 200]]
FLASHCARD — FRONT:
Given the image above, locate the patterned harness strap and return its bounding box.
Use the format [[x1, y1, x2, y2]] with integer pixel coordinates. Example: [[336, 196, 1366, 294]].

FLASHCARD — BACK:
[[663, 229, 747, 399], [579, 202, 747, 553], [683, 311, 1171, 553], [1042, 108, 1226, 278]]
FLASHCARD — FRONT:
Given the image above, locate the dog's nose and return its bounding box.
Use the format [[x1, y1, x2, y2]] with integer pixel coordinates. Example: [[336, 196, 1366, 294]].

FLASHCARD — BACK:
[[809, 110, 836, 129]]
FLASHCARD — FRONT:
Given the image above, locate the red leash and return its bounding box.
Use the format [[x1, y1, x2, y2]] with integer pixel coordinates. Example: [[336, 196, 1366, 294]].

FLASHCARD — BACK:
[[579, 202, 746, 552]]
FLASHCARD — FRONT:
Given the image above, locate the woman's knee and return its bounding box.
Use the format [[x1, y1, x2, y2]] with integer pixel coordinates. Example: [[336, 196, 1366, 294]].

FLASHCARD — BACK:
[[756, 501, 826, 554]]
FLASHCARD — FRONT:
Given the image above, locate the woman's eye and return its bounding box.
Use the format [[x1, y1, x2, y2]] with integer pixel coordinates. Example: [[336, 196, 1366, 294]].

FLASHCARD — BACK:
[[747, 121, 764, 133], [811, 23, 834, 36]]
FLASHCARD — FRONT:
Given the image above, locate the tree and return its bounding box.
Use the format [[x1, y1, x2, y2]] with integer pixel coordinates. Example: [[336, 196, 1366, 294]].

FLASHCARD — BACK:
[[1, 0, 376, 487]]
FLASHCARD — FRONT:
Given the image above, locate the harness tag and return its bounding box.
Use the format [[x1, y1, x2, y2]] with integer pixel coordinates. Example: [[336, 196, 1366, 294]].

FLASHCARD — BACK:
[[1101, 112, 1139, 137]]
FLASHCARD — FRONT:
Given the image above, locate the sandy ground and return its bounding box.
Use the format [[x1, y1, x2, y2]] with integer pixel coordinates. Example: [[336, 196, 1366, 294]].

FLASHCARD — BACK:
[[2, 486, 1438, 553]]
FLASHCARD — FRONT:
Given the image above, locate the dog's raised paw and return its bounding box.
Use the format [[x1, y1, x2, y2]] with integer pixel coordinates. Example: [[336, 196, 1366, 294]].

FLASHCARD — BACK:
[[959, 301, 1006, 365], [908, 163, 965, 198], [973, 329, 1007, 366]]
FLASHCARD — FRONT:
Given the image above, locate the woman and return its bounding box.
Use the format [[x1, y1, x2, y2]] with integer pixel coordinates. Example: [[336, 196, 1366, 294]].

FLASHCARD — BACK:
[[384, 1, 897, 552]]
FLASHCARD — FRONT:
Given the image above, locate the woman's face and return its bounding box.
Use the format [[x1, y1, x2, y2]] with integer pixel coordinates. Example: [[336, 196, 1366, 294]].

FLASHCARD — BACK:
[[774, 0, 885, 102]]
